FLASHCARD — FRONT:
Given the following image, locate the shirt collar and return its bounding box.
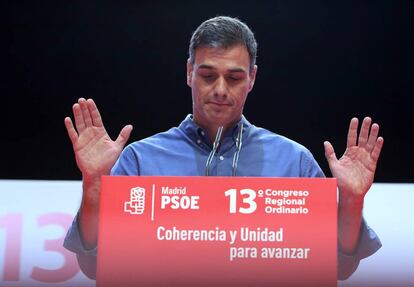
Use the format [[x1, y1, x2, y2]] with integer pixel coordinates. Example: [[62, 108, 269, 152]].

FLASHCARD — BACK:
[[178, 114, 251, 148]]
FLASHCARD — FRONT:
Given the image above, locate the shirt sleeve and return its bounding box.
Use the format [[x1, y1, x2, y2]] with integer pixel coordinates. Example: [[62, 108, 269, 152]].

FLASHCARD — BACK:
[[63, 213, 97, 256], [63, 213, 97, 279], [338, 219, 382, 280]]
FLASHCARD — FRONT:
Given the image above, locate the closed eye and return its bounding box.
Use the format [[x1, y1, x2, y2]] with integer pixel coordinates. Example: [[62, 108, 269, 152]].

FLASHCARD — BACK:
[[200, 74, 217, 82]]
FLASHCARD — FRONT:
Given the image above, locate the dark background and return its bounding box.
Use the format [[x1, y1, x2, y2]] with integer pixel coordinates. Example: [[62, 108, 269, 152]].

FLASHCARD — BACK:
[[2, 1, 413, 182]]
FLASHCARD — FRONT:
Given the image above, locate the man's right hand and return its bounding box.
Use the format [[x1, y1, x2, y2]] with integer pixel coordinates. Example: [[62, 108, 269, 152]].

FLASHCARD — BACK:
[[64, 98, 133, 179], [64, 98, 132, 251]]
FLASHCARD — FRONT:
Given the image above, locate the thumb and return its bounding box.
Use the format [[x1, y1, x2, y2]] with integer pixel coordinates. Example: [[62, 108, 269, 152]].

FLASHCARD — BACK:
[[115, 125, 133, 147], [324, 141, 338, 166]]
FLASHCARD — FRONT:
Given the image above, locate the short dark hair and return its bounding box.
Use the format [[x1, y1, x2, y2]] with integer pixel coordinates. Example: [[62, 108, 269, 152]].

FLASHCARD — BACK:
[[189, 16, 258, 72]]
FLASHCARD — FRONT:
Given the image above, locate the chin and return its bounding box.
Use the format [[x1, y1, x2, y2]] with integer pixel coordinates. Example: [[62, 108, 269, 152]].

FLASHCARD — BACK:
[[207, 112, 231, 122]]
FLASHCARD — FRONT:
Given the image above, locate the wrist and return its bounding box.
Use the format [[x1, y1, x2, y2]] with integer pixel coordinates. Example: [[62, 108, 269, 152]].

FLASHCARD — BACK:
[[82, 174, 101, 185], [338, 192, 364, 211], [81, 174, 102, 206]]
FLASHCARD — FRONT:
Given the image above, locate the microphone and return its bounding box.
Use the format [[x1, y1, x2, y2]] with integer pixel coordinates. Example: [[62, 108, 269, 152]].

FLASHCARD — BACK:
[[232, 123, 244, 176], [205, 126, 223, 176]]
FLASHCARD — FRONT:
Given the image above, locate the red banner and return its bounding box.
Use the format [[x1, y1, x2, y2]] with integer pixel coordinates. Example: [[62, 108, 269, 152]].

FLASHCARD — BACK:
[[97, 176, 337, 287]]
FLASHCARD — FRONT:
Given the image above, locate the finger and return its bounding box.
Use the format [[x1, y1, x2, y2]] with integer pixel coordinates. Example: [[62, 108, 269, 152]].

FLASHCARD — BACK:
[[115, 125, 133, 147], [324, 141, 338, 166], [346, 118, 358, 148], [79, 98, 93, 127], [64, 117, 78, 144], [366, 123, 379, 152], [371, 137, 384, 163], [73, 102, 86, 133], [87, 98, 104, 127], [357, 117, 372, 147]]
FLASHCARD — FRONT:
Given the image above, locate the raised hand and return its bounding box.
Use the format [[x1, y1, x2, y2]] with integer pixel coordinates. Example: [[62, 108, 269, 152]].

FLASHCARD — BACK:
[[64, 98, 133, 179], [323, 117, 384, 199]]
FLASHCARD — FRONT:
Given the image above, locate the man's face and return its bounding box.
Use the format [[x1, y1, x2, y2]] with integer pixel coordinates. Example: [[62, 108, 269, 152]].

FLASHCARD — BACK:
[[187, 44, 257, 132]]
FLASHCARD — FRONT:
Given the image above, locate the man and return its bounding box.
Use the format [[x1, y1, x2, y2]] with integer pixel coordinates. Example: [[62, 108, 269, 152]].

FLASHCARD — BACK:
[[64, 16, 384, 281]]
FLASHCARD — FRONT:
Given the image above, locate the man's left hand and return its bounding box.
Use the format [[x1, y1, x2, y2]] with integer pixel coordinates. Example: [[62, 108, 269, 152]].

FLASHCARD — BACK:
[[324, 117, 384, 199]]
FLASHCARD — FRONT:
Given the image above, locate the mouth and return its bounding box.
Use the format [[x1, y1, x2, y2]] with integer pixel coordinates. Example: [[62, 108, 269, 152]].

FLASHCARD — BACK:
[[208, 101, 231, 107]]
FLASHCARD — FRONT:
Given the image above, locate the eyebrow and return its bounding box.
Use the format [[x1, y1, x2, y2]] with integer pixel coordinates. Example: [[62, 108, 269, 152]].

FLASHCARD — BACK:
[[198, 64, 247, 73]]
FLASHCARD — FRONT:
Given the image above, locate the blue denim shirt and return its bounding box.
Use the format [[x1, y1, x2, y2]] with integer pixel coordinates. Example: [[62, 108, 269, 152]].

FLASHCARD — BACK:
[[64, 114, 381, 280]]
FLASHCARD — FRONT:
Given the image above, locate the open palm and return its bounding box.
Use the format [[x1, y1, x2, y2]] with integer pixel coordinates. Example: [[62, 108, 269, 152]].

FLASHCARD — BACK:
[[324, 117, 384, 198], [64, 98, 132, 178]]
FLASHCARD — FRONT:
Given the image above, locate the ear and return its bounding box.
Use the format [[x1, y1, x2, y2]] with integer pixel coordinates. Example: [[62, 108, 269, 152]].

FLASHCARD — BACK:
[[186, 59, 193, 87], [248, 65, 258, 92]]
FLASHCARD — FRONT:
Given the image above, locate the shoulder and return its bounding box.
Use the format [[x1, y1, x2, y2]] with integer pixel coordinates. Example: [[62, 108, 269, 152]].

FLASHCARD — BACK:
[[126, 126, 188, 153], [112, 126, 187, 175], [245, 124, 324, 177], [248, 124, 311, 155]]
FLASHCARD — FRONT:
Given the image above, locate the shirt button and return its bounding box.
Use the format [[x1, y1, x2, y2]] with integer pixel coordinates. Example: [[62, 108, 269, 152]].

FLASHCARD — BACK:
[[219, 156, 224, 161], [201, 131, 205, 136], [197, 139, 201, 144]]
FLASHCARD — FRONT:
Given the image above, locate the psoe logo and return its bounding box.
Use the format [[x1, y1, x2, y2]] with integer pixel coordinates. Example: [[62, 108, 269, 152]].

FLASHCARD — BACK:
[[124, 187, 146, 215]]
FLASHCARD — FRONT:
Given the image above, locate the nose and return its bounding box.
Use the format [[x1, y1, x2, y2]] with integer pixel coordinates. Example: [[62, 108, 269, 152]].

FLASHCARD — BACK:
[[213, 76, 228, 101]]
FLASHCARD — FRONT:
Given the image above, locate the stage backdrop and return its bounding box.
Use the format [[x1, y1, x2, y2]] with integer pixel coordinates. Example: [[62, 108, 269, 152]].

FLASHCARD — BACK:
[[0, 180, 413, 287]]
